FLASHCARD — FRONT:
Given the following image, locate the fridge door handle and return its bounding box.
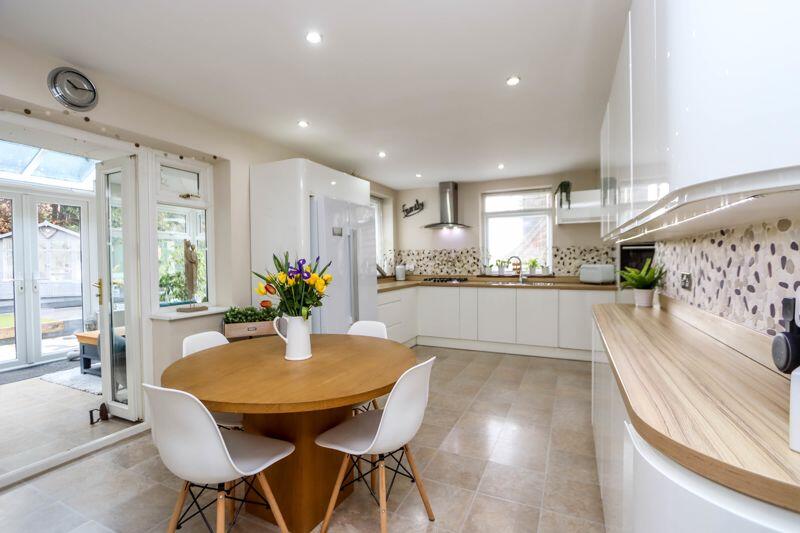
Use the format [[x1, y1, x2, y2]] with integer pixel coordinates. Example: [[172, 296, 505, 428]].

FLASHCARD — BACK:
[[349, 229, 359, 322]]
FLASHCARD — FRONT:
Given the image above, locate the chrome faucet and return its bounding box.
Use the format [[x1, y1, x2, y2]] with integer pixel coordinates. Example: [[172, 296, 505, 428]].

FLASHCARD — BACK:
[[507, 256, 524, 282]]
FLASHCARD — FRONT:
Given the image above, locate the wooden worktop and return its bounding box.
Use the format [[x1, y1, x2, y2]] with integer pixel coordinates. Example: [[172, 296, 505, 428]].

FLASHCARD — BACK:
[[593, 303, 800, 513], [378, 276, 616, 293]]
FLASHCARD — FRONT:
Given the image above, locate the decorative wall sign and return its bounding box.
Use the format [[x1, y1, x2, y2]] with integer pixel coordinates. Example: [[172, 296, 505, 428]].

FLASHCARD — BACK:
[[402, 199, 424, 218]]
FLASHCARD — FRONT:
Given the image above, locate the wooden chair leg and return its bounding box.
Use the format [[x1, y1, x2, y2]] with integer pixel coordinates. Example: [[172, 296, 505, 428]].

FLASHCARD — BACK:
[[224, 481, 235, 524], [378, 458, 388, 533], [167, 481, 189, 533], [405, 445, 435, 521], [215, 487, 226, 533], [371, 398, 380, 410], [321, 454, 350, 533], [256, 471, 289, 533], [370, 454, 378, 490]]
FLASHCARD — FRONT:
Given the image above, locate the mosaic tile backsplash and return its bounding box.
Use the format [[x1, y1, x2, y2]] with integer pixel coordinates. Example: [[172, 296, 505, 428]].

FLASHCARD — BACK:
[[388, 246, 615, 276], [654, 217, 800, 335]]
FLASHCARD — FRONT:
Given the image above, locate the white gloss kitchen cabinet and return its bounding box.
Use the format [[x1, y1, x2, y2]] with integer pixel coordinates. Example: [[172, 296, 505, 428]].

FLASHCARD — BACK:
[[376, 287, 417, 344], [516, 290, 558, 347], [416, 286, 460, 339], [477, 288, 516, 343], [600, 0, 800, 239], [559, 290, 616, 350], [379, 285, 615, 359]]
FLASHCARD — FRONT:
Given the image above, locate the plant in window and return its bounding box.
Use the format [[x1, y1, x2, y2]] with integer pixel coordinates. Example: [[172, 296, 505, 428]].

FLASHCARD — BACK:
[[527, 258, 540, 274]]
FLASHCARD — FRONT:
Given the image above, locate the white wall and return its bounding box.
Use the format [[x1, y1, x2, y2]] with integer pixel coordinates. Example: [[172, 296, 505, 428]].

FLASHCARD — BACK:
[[395, 169, 603, 250], [0, 37, 298, 307]]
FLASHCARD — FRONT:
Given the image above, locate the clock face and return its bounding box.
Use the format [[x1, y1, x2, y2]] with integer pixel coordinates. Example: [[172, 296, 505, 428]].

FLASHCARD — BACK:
[[47, 67, 98, 111]]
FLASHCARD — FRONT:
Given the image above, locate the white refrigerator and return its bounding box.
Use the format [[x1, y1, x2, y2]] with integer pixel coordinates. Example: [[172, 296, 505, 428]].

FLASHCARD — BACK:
[[309, 195, 377, 334]]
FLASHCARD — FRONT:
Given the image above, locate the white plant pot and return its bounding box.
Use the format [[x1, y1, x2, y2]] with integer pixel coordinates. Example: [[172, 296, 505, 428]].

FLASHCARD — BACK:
[[497, 266, 505, 276], [273, 316, 312, 360], [633, 288, 655, 308]]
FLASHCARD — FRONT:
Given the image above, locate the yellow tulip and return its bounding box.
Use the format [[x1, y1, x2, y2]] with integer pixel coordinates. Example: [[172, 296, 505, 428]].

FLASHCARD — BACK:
[[256, 282, 267, 295], [287, 276, 296, 286], [277, 272, 287, 283], [315, 278, 326, 293], [304, 264, 312, 272], [308, 273, 319, 284], [322, 274, 333, 283]]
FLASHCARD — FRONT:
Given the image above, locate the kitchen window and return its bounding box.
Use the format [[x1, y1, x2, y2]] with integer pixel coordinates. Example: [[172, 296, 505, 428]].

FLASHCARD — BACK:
[[482, 189, 552, 267]]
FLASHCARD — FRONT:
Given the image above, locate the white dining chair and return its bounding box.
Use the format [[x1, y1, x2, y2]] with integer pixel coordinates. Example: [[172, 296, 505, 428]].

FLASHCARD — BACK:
[[347, 321, 388, 411], [143, 384, 294, 533], [182, 331, 243, 429], [315, 357, 436, 533]]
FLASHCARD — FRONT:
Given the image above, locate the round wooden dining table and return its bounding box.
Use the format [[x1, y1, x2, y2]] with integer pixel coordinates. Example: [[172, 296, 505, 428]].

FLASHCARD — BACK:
[[161, 333, 417, 533]]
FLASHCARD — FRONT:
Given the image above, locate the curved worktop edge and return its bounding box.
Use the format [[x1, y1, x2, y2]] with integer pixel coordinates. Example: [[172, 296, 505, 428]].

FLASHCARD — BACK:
[[592, 303, 800, 514]]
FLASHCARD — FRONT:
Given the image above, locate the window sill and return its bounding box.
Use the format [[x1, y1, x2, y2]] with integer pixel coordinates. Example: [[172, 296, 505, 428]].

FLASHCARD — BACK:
[[150, 305, 227, 322]]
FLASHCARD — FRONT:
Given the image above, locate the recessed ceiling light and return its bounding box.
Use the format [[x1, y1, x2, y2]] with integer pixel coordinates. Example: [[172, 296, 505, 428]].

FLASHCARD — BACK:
[[415, 173, 422, 178], [497, 163, 505, 170], [297, 120, 309, 128], [378, 151, 387, 158], [330, 180, 336, 185], [306, 31, 323, 44], [506, 76, 521, 86]]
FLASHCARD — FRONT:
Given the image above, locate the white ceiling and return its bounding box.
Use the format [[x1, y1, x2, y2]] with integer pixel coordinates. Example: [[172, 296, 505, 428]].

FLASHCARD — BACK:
[[0, 0, 628, 190]]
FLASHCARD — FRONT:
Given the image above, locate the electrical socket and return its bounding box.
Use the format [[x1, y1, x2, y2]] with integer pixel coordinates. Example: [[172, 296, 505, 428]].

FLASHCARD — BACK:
[[680, 272, 692, 291]]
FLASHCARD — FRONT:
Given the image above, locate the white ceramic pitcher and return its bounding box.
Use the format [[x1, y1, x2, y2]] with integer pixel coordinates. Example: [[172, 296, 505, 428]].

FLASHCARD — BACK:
[[273, 316, 312, 361]]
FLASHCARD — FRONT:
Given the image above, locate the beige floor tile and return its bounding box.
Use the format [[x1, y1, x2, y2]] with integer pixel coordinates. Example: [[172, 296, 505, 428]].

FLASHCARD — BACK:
[[462, 494, 540, 533], [489, 438, 548, 473], [412, 423, 451, 448], [0, 483, 57, 521], [429, 392, 471, 413], [439, 427, 499, 460], [94, 482, 178, 533], [128, 454, 185, 491], [396, 478, 474, 532], [542, 478, 604, 523], [453, 412, 508, 439], [423, 450, 486, 491], [423, 406, 463, 429], [68, 520, 116, 532], [537, 509, 605, 533], [549, 427, 595, 457], [1, 501, 89, 533], [506, 406, 553, 429], [467, 398, 512, 418], [478, 461, 545, 507], [547, 449, 599, 484]]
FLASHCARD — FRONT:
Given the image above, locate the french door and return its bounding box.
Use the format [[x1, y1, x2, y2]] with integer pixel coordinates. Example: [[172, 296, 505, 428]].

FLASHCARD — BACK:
[[0, 192, 91, 371], [96, 156, 141, 421]]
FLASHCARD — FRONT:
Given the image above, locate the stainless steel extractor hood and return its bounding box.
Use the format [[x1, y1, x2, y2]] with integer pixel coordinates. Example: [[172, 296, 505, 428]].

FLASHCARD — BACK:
[[424, 181, 470, 229]]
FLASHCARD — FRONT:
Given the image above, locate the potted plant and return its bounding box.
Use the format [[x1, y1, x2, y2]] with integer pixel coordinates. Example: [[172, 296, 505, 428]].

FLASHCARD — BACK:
[[619, 258, 666, 308], [527, 258, 540, 275], [223, 305, 279, 339], [495, 259, 508, 276], [253, 253, 332, 360]]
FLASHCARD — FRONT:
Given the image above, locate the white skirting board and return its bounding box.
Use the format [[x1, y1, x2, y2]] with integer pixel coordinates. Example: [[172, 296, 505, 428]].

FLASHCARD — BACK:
[[411, 336, 591, 361]]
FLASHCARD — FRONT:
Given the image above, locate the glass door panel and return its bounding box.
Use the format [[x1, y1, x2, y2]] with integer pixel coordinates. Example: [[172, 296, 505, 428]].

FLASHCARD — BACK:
[[0, 194, 25, 369], [96, 156, 139, 420], [32, 200, 87, 361]]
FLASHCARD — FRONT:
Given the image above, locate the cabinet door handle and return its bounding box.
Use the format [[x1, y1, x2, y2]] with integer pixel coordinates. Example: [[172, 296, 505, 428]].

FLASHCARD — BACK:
[[92, 278, 103, 304]]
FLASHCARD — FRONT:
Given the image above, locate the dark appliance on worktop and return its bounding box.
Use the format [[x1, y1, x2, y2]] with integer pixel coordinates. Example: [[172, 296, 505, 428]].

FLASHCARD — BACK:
[[618, 243, 655, 284], [423, 277, 468, 283]]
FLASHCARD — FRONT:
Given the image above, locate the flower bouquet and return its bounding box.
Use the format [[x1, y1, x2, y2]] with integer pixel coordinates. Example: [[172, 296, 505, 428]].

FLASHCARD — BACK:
[[253, 253, 332, 360]]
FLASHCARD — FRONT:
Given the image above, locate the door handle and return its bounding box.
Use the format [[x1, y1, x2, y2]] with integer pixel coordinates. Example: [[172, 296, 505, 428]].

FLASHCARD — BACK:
[[92, 278, 103, 304]]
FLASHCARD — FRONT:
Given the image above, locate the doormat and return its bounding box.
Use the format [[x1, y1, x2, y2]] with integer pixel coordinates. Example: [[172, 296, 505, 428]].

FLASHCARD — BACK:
[[40, 367, 102, 395]]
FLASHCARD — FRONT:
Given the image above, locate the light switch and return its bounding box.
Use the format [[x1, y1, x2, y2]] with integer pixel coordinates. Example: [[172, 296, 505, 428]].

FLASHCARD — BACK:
[[680, 272, 692, 291]]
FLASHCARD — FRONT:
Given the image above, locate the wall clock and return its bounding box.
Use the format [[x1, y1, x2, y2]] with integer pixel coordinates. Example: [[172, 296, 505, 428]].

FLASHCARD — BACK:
[[47, 67, 98, 111]]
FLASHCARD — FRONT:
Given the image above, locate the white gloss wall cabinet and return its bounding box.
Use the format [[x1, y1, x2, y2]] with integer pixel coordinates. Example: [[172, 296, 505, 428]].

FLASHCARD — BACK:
[[417, 286, 460, 339], [477, 288, 516, 343], [459, 287, 478, 341], [600, 0, 800, 240], [376, 288, 417, 344], [592, 323, 800, 532], [516, 290, 558, 347], [559, 291, 616, 350]]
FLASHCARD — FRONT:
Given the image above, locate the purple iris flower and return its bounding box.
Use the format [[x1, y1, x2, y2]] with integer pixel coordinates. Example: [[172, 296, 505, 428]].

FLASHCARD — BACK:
[[288, 258, 312, 280]]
